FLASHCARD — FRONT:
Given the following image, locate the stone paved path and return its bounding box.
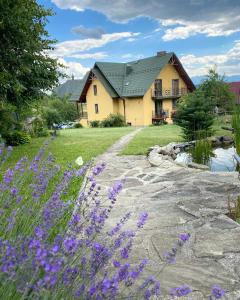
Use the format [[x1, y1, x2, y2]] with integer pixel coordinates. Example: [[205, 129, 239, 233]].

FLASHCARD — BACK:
[[95, 129, 240, 299]]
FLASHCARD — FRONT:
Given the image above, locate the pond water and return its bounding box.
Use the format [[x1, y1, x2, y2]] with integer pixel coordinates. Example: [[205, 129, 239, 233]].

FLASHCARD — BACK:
[[175, 147, 237, 172]]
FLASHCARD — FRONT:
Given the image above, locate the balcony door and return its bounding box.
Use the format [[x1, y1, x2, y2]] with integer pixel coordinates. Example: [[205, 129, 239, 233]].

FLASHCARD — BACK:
[[172, 79, 179, 96], [154, 79, 162, 97], [155, 100, 162, 116]]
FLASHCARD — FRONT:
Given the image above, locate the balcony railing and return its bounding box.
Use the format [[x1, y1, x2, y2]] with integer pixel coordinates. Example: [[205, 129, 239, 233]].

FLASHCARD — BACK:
[[79, 111, 88, 119], [152, 88, 188, 99]]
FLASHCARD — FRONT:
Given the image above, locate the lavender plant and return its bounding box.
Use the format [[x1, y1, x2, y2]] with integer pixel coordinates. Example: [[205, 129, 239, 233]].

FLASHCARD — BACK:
[[0, 141, 225, 299]]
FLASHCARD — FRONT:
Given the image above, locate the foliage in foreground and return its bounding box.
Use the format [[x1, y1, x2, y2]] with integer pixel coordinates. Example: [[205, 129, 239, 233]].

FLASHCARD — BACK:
[[0, 142, 225, 299], [0, 0, 62, 111]]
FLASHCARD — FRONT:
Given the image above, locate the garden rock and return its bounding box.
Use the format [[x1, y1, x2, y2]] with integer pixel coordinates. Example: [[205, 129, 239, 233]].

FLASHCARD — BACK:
[[188, 162, 210, 170], [92, 130, 240, 298]]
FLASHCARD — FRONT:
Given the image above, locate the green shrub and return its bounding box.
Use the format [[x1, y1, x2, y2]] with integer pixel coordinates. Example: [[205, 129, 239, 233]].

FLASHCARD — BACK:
[[90, 120, 101, 128], [42, 108, 61, 128], [3, 131, 31, 146], [174, 90, 214, 141], [232, 106, 240, 155], [74, 123, 83, 128], [101, 114, 126, 127]]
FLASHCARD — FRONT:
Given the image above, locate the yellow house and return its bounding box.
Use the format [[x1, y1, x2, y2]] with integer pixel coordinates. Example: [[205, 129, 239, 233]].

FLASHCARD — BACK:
[[55, 52, 195, 126]]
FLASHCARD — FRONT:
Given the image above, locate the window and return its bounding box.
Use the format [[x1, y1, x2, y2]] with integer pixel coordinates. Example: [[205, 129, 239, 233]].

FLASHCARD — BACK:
[[172, 79, 179, 95], [172, 99, 177, 109], [93, 85, 97, 95], [95, 104, 99, 114]]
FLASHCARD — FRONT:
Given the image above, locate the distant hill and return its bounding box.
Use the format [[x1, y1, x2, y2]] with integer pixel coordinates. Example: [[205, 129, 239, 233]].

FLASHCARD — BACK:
[[192, 75, 240, 85]]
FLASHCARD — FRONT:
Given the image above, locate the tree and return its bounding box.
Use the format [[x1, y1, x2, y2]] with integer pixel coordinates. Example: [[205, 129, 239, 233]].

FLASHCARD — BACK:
[[174, 89, 214, 141], [199, 69, 235, 111], [0, 0, 62, 112], [42, 108, 61, 128], [41, 95, 78, 125]]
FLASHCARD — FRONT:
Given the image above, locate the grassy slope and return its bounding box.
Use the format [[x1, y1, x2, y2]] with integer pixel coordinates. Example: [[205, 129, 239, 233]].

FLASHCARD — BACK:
[[2, 127, 134, 171], [122, 117, 233, 155]]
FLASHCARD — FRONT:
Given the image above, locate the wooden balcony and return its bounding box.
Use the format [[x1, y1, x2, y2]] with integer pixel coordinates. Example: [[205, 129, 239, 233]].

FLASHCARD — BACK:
[[79, 111, 88, 119], [152, 113, 167, 124], [152, 88, 188, 99]]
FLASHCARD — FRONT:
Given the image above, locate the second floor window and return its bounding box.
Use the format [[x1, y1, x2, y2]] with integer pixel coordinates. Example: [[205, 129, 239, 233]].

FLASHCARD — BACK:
[[95, 104, 99, 114], [154, 79, 162, 91], [93, 85, 97, 95]]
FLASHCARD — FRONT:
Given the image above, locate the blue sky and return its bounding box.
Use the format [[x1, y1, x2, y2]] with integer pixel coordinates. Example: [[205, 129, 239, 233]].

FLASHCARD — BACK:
[[38, 0, 240, 83]]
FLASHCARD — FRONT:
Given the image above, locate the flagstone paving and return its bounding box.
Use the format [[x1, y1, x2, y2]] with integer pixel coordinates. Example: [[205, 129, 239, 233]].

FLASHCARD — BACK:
[[94, 128, 240, 299]]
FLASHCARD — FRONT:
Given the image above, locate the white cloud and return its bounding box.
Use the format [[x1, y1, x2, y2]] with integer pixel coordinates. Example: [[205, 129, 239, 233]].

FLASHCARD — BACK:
[[181, 41, 240, 77], [67, 52, 108, 59], [58, 58, 89, 80], [52, 0, 240, 40], [53, 32, 139, 58], [161, 18, 240, 41]]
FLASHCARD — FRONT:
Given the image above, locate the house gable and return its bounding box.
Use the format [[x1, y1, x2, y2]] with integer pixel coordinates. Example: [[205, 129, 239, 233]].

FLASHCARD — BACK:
[[85, 76, 116, 122]]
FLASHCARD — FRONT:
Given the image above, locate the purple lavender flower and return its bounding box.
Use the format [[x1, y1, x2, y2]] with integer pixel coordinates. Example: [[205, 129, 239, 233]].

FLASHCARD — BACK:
[[108, 181, 123, 200], [63, 237, 78, 254], [210, 284, 225, 299], [118, 263, 130, 281], [137, 212, 148, 228], [179, 233, 190, 242], [3, 169, 14, 184], [170, 284, 192, 297], [144, 289, 151, 299], [112, 260, 121, 268]]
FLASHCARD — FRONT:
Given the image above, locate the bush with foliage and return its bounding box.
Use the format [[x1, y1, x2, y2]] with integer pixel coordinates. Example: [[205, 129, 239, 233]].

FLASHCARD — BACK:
[[174, 89, 214, 141], [2, 131, 31, 146], [43, 108, 62, 128], [74, 123, 83, 129], [101, 114, 126, 128], [0, 141, 227, 299], [90, 120, 101, 128]]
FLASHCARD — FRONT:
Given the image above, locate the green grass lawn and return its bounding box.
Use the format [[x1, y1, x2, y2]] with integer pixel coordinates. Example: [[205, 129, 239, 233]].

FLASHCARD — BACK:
[[121, 125, 183, 155], [2, 127, 134, 171], [121, 117, 233, 155]]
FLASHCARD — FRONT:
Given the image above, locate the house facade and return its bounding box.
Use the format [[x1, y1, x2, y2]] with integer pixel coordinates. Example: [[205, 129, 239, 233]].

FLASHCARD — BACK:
[[55, 52, 195, 126]]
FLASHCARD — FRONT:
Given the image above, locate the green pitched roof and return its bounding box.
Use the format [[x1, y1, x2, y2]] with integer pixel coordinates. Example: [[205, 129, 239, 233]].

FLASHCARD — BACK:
[[123, 53, 173, 97], [93, 52, 174, 97], [92, 52, 194, 97], [57, 53, 195, 102], [54, 72, 89, 101]]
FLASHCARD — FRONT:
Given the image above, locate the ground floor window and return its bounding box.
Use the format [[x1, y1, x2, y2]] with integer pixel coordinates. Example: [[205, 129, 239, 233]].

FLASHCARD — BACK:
[[95, 104, 99, 114], [172, 99, 177, 109]]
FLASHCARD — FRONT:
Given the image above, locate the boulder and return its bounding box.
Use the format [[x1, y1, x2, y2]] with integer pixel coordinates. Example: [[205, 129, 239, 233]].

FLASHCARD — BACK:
[[209, 137, 221, 147], [222, 135, 234, 145]]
